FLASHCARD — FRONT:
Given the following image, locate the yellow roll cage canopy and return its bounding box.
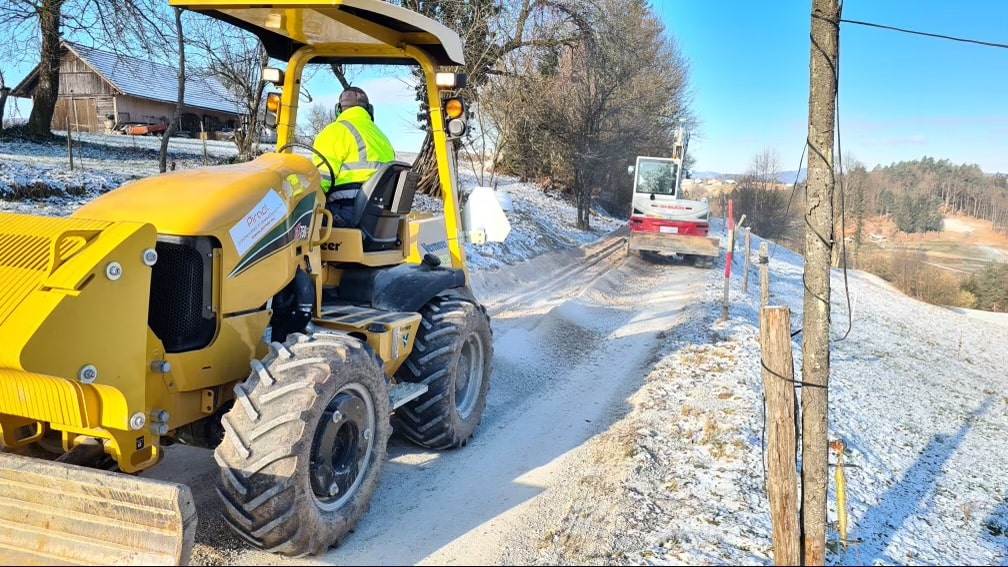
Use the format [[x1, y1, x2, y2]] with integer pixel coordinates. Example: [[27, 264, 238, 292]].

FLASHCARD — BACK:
[[169, 0, 468, 141], [170, 0, 470, 270], [169, 0, 465, 67]]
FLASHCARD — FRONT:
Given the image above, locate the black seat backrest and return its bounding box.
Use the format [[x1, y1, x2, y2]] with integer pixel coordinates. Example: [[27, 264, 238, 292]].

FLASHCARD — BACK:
[[346, 162, 411, 227], [348, 161, 419, 249]]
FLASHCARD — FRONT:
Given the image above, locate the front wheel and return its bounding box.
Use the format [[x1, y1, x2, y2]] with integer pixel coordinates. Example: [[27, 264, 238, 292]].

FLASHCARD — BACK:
[[214, 332, 390, 556], [393, 295, 493, 450]]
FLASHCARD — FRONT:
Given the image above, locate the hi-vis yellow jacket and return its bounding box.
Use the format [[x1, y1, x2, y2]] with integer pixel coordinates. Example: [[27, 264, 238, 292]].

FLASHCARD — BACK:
[[311, 106, 395, 195]]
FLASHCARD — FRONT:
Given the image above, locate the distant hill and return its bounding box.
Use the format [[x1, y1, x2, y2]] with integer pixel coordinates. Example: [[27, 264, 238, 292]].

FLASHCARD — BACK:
[[689, 171, 726, 180], [777, 169, 806, 184], [688, 168, 807, 184]]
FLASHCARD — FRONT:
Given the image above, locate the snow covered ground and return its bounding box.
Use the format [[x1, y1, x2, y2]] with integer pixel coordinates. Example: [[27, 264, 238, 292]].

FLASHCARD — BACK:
[[610, 239, 1008, 566], [2, 131, 1007, 566]]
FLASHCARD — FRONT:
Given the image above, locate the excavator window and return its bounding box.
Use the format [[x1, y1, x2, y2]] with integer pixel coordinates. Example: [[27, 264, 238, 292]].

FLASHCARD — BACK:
[[636, 159, 678, 195]]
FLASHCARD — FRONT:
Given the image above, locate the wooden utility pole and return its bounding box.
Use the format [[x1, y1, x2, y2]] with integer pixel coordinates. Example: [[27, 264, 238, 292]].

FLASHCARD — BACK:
[[802, 0, 840, 564]]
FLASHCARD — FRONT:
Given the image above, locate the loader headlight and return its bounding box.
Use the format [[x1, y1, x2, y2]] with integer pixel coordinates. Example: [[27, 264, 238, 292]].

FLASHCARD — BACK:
[[261, 67, 284, 85], [436, 72, 467, 89]]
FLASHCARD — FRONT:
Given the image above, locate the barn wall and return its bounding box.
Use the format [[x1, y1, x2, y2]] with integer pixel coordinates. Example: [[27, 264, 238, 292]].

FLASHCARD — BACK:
[[57, 56, 115, 96]]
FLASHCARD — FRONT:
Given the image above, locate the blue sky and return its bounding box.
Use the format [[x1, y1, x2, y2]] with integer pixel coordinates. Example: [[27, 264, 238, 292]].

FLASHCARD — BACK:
[[657, 0, 1008, 174]]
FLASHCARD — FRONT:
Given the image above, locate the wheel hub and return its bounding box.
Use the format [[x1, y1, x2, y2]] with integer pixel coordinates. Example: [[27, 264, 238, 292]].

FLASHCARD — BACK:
[[310, 391, 372, 506], [454, 334, 485, 419]]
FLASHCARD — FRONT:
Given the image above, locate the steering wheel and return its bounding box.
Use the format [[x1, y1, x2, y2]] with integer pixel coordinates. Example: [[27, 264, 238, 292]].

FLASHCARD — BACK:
[[276, 142, 336, 190]]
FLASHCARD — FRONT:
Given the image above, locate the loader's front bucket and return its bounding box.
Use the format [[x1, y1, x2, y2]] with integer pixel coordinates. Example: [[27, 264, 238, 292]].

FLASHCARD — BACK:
[[0, 453, 196, 566]]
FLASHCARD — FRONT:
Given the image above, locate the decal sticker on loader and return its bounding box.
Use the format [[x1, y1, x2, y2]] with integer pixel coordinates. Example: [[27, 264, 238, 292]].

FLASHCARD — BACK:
[[421, 240, 448, 255], [228, 196, 316, 278], [230, 189, 288, 256]]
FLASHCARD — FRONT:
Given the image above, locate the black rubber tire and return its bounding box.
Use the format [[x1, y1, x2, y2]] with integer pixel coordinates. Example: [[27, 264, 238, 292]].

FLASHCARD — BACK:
[[214, 331, 390, 557], [392, 295, 493, 450]]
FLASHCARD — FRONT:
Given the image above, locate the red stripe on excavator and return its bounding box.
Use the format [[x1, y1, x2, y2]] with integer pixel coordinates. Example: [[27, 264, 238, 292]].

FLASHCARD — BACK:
[[629, 216, 710, 237]]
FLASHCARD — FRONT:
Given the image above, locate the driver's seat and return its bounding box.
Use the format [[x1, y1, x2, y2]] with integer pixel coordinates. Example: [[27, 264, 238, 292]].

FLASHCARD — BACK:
[[347, 161, 418, 251]]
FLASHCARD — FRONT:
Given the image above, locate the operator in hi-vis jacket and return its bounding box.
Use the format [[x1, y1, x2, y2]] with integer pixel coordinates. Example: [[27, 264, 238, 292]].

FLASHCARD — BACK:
[[312, 86, 396, 225]]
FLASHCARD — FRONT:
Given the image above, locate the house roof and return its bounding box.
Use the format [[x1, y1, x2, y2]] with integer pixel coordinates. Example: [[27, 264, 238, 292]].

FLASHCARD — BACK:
[[14, 41, 241, 116]]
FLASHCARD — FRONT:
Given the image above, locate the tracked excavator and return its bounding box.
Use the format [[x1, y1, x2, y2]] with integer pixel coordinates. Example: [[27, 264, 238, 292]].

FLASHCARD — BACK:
[[0, 1, 493, 564], [626, 125, 720, 268]]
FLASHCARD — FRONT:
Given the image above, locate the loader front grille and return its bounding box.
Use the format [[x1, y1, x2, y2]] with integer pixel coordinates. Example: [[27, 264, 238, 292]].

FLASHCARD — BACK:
[[148, 237, 216, 353]]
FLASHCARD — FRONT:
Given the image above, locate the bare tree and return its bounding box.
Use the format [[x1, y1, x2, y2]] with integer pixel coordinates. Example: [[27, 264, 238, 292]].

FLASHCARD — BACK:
[[2, 0, 63, 138], [0, 69, 9, 131], [296, 104, 337, 145], [158, 6, 185, 173], [185, 20, 271, 161], [1, 0, 174, 138], [731, 148, 798, 243], [835, 152, 867, 267]]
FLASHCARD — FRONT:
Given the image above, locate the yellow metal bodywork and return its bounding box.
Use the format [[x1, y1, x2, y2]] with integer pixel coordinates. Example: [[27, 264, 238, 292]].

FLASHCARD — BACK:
[[0, 153, 327, 473], [313, 305, 419, 375], [0, 214, 163, 471], [405, 212, 452, 267], [75, 153, 325, 314]]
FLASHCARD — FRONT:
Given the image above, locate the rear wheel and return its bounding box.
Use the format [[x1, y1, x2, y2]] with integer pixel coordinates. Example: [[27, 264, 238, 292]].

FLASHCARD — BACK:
[[393, 295, 493, 449], [214, 332, 390, 556]]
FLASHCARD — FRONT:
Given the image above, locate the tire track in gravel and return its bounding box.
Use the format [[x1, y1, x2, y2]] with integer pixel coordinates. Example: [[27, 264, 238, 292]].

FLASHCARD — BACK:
[[472, 230, 630, 318]]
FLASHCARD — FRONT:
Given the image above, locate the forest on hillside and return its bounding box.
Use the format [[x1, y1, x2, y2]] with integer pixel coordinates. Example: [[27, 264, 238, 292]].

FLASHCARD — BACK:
[[723, 152, 1008, 313], [844, 156, 1008, 238]]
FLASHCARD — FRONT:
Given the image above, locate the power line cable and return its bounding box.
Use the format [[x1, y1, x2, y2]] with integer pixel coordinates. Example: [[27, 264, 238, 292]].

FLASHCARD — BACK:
[[839, 18, 1008, 50]]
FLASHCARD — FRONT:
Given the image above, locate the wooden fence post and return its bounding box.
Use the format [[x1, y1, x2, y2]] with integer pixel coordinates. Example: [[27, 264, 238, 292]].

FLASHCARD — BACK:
[[66, 117, 74, 171], [759, 242, 770, 307], [760, 305, 800, 566], [743, 228, 752, 293]]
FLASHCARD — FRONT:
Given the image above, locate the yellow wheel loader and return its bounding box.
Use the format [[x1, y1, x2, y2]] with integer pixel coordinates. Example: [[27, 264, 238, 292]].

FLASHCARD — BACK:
[[0, 1, 492, 563]]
